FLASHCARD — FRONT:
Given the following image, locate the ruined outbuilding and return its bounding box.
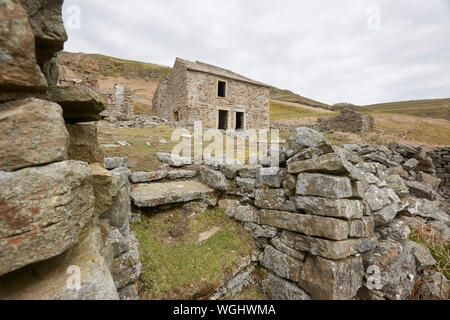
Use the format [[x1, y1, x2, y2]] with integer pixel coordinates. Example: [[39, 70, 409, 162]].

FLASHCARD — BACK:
[[152, 58, 270, 130], [318, 109, 374, 135]]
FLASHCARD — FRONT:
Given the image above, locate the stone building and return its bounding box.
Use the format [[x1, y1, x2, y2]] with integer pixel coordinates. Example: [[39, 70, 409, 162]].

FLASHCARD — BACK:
[[152, 58, 270, 130]]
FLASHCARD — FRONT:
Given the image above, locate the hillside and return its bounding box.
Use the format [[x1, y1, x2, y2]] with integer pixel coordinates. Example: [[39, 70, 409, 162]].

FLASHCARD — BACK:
[[331, 99, 450, 121], [58, 51, 329, 111]]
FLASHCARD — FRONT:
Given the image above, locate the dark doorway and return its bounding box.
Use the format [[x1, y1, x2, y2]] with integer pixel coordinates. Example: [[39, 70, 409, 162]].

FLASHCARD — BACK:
[[174, 111, 179, 121], [218, 110, 228, 130], [236, 112, 244, 130], [218, 81, 226, 97]]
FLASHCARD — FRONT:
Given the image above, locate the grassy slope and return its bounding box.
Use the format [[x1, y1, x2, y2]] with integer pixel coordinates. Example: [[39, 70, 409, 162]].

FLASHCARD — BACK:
[[269, 87, 330, 109], [132, 205, 258, 300], [331, 99, 450, 121]]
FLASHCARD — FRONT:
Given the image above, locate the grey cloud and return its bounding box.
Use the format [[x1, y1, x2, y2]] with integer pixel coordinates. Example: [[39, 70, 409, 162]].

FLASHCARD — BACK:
[[62, 0, 450, 105]]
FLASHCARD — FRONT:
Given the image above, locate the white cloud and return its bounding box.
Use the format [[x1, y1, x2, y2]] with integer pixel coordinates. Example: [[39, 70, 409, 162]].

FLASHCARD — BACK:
[[62, 0, 450, 105]]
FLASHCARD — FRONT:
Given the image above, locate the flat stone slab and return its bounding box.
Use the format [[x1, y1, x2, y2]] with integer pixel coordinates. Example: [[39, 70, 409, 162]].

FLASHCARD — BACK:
[[131, 181, 214, 208], [47, 86, 106, 123]]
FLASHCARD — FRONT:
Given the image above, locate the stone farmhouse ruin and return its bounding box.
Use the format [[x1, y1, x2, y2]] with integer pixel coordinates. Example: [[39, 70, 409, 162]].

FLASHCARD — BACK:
[[152, 58, 270, 130]]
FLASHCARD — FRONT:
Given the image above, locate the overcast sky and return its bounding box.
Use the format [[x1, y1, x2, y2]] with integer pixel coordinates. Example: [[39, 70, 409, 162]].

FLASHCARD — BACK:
[[62, 0, 450, 105]]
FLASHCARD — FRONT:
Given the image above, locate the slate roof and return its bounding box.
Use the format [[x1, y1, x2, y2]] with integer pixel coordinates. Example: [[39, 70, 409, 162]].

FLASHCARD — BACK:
[[176, 58, 270, 88]]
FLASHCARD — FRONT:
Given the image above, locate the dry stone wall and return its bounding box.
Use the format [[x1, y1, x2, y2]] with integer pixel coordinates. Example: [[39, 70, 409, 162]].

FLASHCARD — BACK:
[[0, 0, 140, 300]]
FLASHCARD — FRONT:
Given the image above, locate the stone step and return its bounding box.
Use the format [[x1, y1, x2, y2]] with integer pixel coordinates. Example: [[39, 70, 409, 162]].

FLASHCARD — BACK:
[[131, 180, 214, 208]]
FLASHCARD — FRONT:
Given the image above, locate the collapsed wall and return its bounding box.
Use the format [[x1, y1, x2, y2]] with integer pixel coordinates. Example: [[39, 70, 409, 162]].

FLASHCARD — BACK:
[[0, 0, 140, 300], [317, 109, 374, 134], [430, 147, 450, 200]]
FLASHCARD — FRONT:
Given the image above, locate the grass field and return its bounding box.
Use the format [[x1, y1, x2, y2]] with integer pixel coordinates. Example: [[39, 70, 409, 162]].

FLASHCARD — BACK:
[[132, 205, 259, 300]]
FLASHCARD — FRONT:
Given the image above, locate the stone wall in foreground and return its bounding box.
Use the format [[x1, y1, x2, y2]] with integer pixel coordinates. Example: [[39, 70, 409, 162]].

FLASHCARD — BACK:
[[195, 128, 448, 300], [0, 0, 140, 300]]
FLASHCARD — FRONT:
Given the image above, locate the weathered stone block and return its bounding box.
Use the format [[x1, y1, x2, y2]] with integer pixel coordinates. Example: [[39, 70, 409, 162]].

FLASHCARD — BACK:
[[349, 217, 375, 238], [282, 127, 333, 158], [102, 168, 131, 228], [288, 153, 350, 174], [261, 270, 311, 300], [0, 0, 47, 97], [363, 185, 392, 212], [89, 163, 119, 217], [255, 189, 287, 210], [260, 245, 303, 282], [66, 123, 104, 164], [295, 196, 364, 220], [0, 161, 94, 276], [47, 86, 106, 123], [259, 210, 349, 241], [296, 173, 352, 199], [243, 222, 278, 238], [130, 170, 167, 183], [105, 157, 130, 170], [270, 237, 306, 261], [0, 98, 69, 171], [299, 255, 364, 300], [294, 235, 363, 260], [234, 205, 259, 223], [0, 225, 118, 300], [131, 181, 213, 208], [257, 167, 285, 188], [200, 167, 229, 191]]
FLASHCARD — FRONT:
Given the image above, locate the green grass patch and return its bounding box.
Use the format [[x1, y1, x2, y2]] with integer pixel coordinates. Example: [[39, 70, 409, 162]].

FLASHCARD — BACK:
[[270, 100, 337, 120], [132, 206, 258, 300]]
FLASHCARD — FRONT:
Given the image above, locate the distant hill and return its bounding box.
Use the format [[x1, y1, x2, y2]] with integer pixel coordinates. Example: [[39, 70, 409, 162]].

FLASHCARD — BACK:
[[331, 99, 450, 121], [269, 87, 330, 109], [58, 51, 329, 112]]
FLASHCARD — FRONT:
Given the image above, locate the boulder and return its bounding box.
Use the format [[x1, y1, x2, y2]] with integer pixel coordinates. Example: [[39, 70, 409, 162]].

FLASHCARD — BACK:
[[260, 246, 303, 282], [89, 163, 119, 217], [261, 270, 311, 300], [295, 197, 364, 220], [299, 255, 364, 300], [259, 210, 349, 241], [66, 123, 104, 164], [282, 127, 333, 158], [0, 98, 69, 171], [199, 167, 229, 191], [0, 225, 118, 300], [296, 173, 353, 199], [46, 86, 106, 123], [0, 0, 47, 99], [0, 160, 94, 276]]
